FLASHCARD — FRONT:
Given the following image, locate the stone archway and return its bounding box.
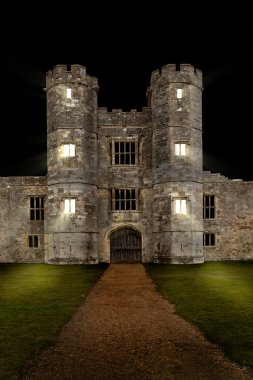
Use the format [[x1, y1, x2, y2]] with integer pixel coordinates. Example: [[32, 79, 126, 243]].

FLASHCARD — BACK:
[[110, 228, 142, 263]]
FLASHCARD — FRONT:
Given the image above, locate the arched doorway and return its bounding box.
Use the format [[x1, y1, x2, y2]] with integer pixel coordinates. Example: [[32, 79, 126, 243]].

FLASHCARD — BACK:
[[110, 228, 142, 263]]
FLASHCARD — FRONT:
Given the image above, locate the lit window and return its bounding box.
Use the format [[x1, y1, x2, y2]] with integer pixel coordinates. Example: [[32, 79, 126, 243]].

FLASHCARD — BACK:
[[63, 144, 75, 157], [203, 195, 215, 219], [177, 89, 182, 99], [203, 233, 215, 246], [28, 235, 39, 248], [64, 199, 76, 214], [175, 199, 187, 215], [30, 197, 44, 220], [175, 143, 186, 156], [67, 88, 72, 98]]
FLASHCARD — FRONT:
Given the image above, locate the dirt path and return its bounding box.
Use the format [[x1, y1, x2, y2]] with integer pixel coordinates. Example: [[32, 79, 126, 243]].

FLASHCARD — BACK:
[[22, 264, 252, 380]]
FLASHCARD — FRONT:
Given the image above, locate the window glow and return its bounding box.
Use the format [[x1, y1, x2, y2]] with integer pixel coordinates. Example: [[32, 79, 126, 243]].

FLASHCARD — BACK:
[[181, 199, 187, 214], [69, 144, 75, 157], [177, 88, 182, 99], [175, 143, 186, 156], [181, 143, 186, 155], [175, 199, 187, 214], [63, 144, 75, 157], [64, 145, 70, 157], [64, 199, 76, 214], [67, 88, 72, 98], [70, 199, 76, 213], [175, 199, 181, 214]]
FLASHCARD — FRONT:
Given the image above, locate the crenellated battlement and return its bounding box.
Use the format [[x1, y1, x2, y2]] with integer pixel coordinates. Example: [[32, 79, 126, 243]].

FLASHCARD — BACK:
[[46, 64, 98, 90], [98, 107, 151, 114], [98, 107, 152, 126], [151, 63, 202, 88]]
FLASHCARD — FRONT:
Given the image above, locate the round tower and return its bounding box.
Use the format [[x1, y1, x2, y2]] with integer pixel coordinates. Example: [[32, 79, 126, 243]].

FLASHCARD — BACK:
[[151, 64, 204, 263], [45, 64, 98, 263]]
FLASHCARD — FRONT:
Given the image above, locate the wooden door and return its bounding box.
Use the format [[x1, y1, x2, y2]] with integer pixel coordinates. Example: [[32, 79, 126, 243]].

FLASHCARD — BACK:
[[110, 228, 141, 263]]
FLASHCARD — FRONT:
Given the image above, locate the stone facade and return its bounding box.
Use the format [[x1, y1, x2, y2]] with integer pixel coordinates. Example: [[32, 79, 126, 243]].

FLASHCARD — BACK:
[[203, 172, 253, 260], [0, 64, 252, 264], [0, 177, 47, 262]]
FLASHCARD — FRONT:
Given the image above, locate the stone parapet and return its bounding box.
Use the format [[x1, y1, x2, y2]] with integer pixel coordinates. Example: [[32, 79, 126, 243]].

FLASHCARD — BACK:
[[46, 64, 98, 91], [151, 63, 202, 89]]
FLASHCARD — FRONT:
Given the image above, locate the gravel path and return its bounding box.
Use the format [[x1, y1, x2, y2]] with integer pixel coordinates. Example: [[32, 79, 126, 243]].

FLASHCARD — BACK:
[[22, 264, 252, 380]]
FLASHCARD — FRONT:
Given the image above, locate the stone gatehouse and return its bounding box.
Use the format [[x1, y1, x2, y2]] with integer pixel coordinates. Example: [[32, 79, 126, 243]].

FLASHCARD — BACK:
[[0, 64, 252, 264]]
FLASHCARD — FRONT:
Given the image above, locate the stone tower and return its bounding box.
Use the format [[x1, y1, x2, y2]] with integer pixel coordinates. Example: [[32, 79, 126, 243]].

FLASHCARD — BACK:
[[45, 65, 99, 263], [151, 64, 204, 263]]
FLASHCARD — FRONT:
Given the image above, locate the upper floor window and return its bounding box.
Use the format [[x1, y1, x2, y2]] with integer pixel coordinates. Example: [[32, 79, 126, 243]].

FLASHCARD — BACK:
[[175, 198, 187, 215], [67, 88, 72, 98], [30, 197, 44, 221], [176, 88, 183, 99], [111, 189, 138, 211], [203, 195, 215, 219], [175, 143, 186, 156], [64, 198, 76, 214], [111, 141, 138, 165], [63, 144, 75, 157], [203, 233, 215, 246]]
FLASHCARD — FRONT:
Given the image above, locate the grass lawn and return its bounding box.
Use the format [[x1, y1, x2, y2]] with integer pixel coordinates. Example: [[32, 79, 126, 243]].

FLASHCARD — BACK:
[[145, 261, 253, 369], [0, 263, 107, 380]]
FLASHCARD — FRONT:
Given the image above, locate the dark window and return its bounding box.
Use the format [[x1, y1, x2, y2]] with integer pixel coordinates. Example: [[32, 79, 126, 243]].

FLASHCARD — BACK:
[[28, 235, 39, 248], [30, 197, 44, 220], [112, 141, 137, 165], [203, 195, 215, 219], [112, 189, 138, 211], [203, 233, 215, 246]]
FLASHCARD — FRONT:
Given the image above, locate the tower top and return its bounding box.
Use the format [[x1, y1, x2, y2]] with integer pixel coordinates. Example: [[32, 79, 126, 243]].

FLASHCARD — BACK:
[[151, 64, 202, 89], [46, 64, 98, 91]]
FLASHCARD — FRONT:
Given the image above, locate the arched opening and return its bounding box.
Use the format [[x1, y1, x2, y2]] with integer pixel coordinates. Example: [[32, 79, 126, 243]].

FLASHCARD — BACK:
[[110, 228, 142, 263]]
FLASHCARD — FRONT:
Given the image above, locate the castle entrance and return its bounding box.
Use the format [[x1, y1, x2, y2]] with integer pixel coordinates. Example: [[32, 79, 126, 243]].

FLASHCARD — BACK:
[[110, 228, 141, 263]]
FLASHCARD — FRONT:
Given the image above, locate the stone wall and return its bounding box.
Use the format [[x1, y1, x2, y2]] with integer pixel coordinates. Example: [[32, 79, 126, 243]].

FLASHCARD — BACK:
[[203, 172, 253, 260], [153, 182, 203, 263], [97, 108, 154, 262], [0, 177, 47, 262]]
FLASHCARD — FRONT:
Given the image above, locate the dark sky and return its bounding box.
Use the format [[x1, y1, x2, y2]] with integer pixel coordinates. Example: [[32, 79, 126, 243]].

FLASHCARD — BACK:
[[0, 0, 252, 180]]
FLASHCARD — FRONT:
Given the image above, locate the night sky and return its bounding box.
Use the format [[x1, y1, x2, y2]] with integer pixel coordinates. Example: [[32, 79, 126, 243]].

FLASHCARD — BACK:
[[1, 0, 252, 180]]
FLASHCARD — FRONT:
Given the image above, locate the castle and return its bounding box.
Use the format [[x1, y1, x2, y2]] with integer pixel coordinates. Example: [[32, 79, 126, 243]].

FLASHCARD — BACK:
[[0, 64, 252, 264]]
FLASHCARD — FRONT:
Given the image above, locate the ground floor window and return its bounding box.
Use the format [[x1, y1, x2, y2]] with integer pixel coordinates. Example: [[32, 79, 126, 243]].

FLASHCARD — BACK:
[[28, 235, 39, 248], [203, 233, 215, 246]]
